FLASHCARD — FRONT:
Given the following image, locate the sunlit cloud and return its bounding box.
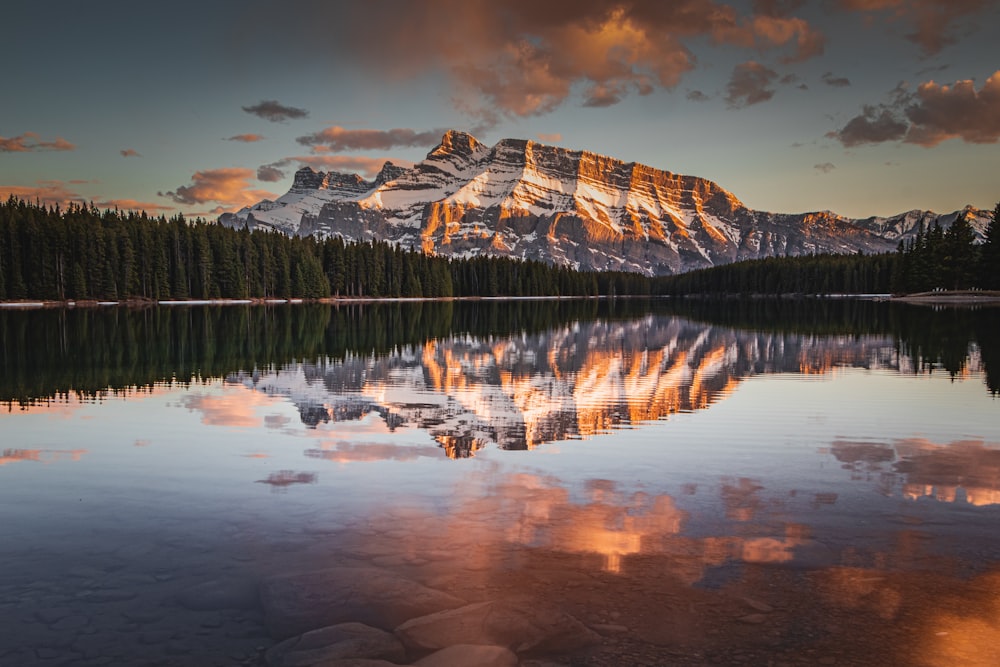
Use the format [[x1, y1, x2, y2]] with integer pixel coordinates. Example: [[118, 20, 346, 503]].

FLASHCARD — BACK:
[[296, 126, 448, 152], [836, 0, 995, 55], [241, 100, 309, 123], [0, 448, 88, 466], [181, 388, 283, 427], [306, 440, 444, 463], [120, 148, 141, 158], [226, 133, 266, 143], [829, 71, 1000, 147], [269, 1, 826, 121], [1, 180, 86, 208], [159, 168, 278, 209], [536, 132, 563, 143], [0, 132, 75, 153], [725, 61, 779, 108]]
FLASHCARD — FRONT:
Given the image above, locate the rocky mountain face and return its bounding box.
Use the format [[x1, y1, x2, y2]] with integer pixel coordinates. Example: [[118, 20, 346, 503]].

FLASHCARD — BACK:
[[219, 131, 989, 276]]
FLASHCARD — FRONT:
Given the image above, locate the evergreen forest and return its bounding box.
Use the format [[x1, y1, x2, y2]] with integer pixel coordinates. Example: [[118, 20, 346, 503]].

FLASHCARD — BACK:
[[0, 197, 646, 301], [0, 196, 996, 300]]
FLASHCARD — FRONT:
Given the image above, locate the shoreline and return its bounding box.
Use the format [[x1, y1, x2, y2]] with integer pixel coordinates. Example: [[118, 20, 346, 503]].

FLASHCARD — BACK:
[[890, 289, 1000, 306], [0, 295, 642, 310]]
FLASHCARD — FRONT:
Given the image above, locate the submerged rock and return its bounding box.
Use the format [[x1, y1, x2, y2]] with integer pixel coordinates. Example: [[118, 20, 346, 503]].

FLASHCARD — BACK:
[[395, 600, 599, 655], [414, 644, 518, 667], [265, 622, 406, 666], [260, 567, 466, 638]]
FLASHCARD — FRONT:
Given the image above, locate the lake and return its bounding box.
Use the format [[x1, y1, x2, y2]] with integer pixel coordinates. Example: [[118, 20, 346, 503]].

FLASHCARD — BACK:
[[2, 299, 999, 666]]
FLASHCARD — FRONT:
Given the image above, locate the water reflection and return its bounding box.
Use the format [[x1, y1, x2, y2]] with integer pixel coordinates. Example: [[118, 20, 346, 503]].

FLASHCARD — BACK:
[[831, 437, 1000, 506], [227, 317, 912, 455], [0, 448, 87, 466]]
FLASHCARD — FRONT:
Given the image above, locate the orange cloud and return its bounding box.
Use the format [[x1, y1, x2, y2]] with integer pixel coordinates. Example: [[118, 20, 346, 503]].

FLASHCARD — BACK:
[[226, 133, 266, 143], [536, 133, 563, 143], [1, 180, 85, 208], [120, 148, 141, 157], [181, 388, 283, 427], [904, 71, 1000, 146], [0, 448, 88, 466], [275, 0, 825, 120], [159, 168, 277, 210], [830, 71, 1000, 147], [0, 132, 75, 152]]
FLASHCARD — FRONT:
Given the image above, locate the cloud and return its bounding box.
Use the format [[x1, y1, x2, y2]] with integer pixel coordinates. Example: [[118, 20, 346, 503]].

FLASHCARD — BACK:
[[120, 149, 141, 157], [829, 71, 1000, 147], [226, 133, 266, 143], [256, 165, 285, 182], [536, 133, 563, 143], [1, 181, 175, 213], [1, 180, 86, 207], [0, 132, 75, 152], [725, 61, 779, 108], [836, 0, 995, 55], [814, 162, 836, 173], [241, 100, 309, 123], [159, 168, 277, 209], [263, 1, 825, 120], [822, 72, 852, 87], [258, 155, 414, 181], [686, 89, 710, 102], [827, 104, 909, 146], [296, 126, 449, 152], [903, 71, 1000, 146]]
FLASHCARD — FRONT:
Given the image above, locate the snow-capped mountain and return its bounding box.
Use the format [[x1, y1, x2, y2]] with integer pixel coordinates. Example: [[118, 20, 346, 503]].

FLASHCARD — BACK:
[[219, 131, 990, 276]]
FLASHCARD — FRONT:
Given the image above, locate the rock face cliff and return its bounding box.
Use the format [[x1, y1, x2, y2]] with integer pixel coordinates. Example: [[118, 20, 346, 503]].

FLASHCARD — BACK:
[[219, 131, 988, 276]]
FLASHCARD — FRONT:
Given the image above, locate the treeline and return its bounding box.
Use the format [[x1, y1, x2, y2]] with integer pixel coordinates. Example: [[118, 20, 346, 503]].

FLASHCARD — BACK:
[[890, 204, 999, 293], [0, 299, 664, 405], [653, 252, 897, 296], [0, 197, 645, 301]]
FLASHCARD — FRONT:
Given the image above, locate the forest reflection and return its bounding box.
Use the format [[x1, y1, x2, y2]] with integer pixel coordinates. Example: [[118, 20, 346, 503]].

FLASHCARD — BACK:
[[2, 298, 997, 411]]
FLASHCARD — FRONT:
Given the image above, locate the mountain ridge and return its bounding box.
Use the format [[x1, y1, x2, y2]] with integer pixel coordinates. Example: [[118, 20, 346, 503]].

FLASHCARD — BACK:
[[220, 131, 989, 276]]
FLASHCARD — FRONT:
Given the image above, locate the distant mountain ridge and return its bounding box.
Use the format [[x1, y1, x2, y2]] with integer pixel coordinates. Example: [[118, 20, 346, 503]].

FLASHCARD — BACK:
[[219, 131, 989, 276]]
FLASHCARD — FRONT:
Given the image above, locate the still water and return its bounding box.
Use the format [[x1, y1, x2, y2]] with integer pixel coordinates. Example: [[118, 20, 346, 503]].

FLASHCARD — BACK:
[[1, 300, 999, 666]]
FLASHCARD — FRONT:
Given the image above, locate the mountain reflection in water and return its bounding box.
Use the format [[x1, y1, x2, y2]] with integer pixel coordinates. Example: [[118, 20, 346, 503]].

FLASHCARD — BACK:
[[2, 299, 1000, 666]]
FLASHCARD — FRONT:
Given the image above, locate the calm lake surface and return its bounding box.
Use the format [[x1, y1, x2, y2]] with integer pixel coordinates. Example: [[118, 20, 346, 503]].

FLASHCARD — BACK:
[[2, 299, 999, 666]]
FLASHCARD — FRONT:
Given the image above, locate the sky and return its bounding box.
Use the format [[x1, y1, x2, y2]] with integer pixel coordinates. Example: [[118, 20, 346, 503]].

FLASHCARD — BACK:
[[2, 0, 998, 220]]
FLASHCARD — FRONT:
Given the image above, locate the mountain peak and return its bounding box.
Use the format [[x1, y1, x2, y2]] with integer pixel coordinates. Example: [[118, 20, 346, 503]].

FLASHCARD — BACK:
[[220, 133, 990, 276], [431, 130, 485, 158]]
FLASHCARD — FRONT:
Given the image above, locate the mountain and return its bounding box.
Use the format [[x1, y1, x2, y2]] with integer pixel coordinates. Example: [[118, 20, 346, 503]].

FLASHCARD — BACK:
[[219, 131, 990, 276]]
